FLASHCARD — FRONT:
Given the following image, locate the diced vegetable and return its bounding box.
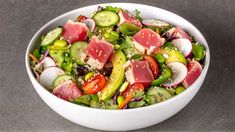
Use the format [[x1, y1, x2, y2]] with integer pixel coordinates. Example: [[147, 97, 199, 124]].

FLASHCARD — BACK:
[[53, 40, 68, 48], [175, 86, 186, 95]]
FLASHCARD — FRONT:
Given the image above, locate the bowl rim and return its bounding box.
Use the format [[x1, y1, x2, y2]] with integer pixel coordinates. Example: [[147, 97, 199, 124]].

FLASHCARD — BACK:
[[25, 2, 210, 113]]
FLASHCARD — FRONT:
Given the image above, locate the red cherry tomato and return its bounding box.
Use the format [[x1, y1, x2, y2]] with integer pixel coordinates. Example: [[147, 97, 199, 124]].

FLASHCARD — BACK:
[[82, 74, 106, 94], [144, 56, 159, 78], [121, 83, 145, 99], [76, 15, 87, 22]]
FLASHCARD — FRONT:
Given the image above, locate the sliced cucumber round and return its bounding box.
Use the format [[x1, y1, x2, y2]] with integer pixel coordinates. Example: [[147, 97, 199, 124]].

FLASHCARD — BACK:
[[52, 74, 74, 88], [70, 41, 88, 65], [41, 27, 63, 46], [147, 87, 172, 102], [93, 11, 119, 27]]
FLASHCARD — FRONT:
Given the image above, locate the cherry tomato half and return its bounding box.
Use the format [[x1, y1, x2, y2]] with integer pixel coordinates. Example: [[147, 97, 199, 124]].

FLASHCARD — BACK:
[[145, 55, 159, 78], [82, 74, 106, 94], [76, 15, 87, 22], [121, 83, 145, 99]]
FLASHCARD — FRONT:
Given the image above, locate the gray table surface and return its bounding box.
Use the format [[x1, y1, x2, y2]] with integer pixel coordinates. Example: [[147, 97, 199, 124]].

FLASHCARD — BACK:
[[0, 0, 235, 131]]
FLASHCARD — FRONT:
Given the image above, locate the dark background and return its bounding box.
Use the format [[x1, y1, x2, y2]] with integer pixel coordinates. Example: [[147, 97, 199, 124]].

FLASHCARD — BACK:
[[0, 0, 234, 131]]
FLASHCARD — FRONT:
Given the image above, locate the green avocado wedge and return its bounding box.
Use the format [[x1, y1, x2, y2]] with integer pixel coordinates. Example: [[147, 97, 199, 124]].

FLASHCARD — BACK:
[[99, 50, 126, 101], [155, 46, 186, 65]]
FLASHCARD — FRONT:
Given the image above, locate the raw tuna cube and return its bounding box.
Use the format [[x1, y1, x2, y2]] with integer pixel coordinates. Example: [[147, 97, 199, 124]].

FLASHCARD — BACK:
[[118, 10, 142, 28], [62, 20, 88, 44], [86, 36, 114, 69], [124, 60, 154, 86], [132, 28, 165, 54], [165, 27, 192, 41]]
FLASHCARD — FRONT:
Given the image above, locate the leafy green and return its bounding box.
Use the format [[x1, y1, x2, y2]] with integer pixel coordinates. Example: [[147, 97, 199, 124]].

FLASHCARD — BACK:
[[61, 52, 73, 74], [74, 95, 91, 106], [104, 31, 120, 44], [119, 23, 140, 36], [133, 90, 144, 99], [103, 6, 121, 13], [39, 46, 48, 54], [120, 37, 142, 59], [134, 9, 142, 21], [131, 54, 143, 60], [33, 49, 41, 60], [192, 43, 206, 61], [128, 100, 145, 108], [49, 49, 65, 66], [151, 65, 172, 86]]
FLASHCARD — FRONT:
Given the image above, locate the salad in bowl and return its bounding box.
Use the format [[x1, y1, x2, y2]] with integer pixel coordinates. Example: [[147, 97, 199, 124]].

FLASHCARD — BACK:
[[29, 5, 206, 110]]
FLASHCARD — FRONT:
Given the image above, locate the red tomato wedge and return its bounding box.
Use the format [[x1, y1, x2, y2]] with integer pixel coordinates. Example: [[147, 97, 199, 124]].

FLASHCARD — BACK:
[[121, 83, 144, 99], [82, 74, 106, 94], [119, 83, 144, 109], [144, 56, 159, 78], [76, 15, 87, 22]]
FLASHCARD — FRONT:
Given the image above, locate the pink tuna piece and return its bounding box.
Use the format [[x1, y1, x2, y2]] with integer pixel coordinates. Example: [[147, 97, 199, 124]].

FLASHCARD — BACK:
[[165, 26, 192, 41], [62, 20, 88, 44], [52, 80, 83, 101], [132, 28, 165, 54], [118, 10, 142, 28], [124, 60, 154, 87], [182, 59, 202, 88], [85, 36, 114, 69]]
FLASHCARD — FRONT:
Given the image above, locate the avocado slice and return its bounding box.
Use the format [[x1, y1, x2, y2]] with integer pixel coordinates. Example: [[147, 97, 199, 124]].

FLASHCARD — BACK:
[[155, 46, 186, 65], [99, 50, 126, 101]]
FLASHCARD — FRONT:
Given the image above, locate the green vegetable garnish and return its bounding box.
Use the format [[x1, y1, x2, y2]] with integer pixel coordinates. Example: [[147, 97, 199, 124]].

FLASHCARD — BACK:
[[103, 6, 121, 13], [192, 43, 206, 61], [175, 86, 186, 95], [119, 23, 140, 36], [33, 49, 41, 60], [151, 65, 172, 86], [134, 9, 142, 21]]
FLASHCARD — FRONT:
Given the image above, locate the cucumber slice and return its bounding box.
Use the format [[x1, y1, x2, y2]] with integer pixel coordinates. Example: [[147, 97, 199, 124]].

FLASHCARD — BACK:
[[147, 87, 172, 102], [93, 11, 119, 27], [41, 27, 63, 46], [70, 41, 88, 65], [52, 74, 74, 88]]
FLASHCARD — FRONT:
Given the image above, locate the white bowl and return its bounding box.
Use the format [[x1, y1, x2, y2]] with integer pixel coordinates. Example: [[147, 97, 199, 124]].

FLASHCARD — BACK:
[[25, 3, 210, 131]]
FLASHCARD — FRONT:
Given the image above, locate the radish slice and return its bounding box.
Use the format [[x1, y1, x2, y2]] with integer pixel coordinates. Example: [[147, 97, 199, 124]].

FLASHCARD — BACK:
[[142, 19, 169, 27], [172, 38, 192, 57], [84, 19, 96, 32], [39, 67, 65, 90], [163, 62, 187, 87], [33, 57, 56, 76], [42, 57, 56, 69], [182, 59, 202, 88]]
